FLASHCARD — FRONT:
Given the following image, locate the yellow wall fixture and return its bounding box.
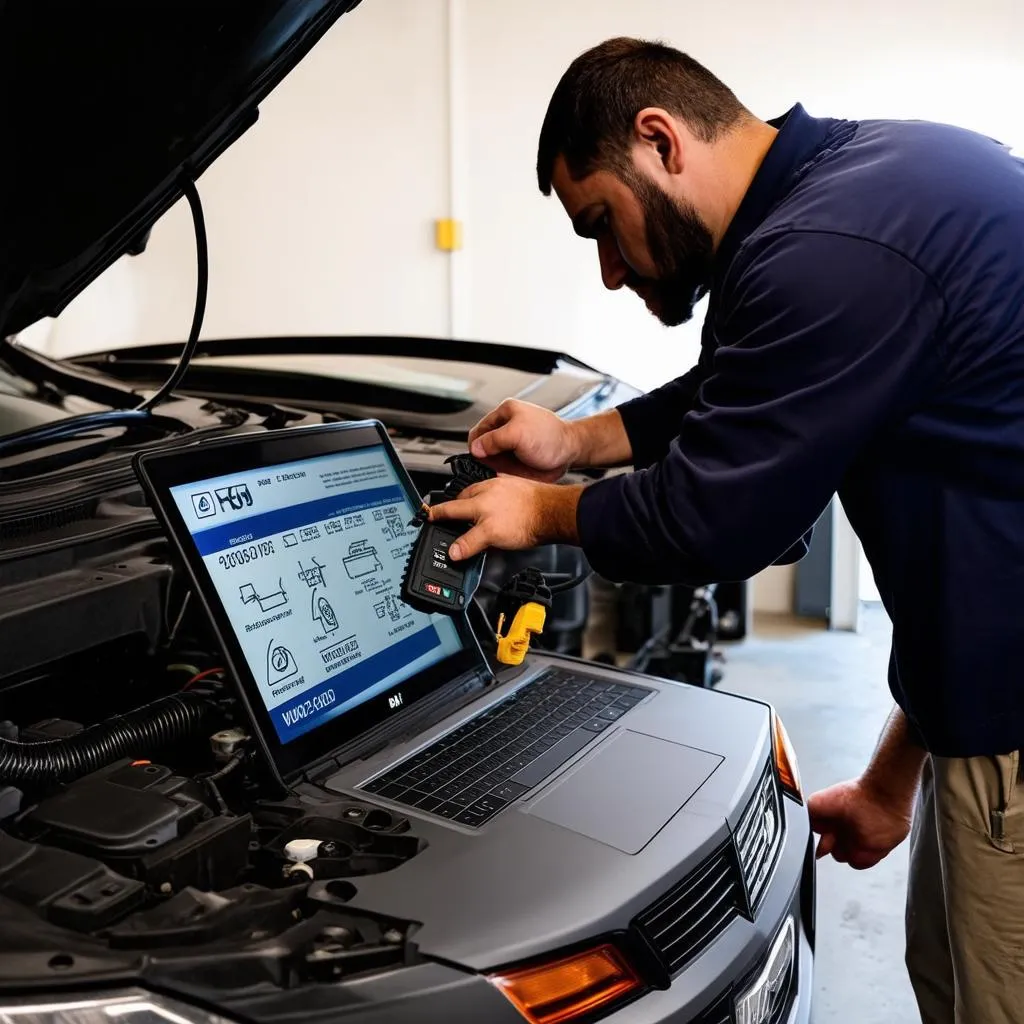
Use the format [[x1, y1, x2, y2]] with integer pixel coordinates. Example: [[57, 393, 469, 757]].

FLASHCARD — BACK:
[[435, 218, 463, 252]]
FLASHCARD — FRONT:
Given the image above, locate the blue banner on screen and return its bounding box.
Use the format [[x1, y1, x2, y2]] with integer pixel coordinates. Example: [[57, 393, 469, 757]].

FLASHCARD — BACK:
[[168, 444, 465, 744], [271, 624, 441, 741]]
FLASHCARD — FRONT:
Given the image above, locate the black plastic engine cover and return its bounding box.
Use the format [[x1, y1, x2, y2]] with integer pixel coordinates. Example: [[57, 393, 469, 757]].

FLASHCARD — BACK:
[[19, 760, 251, 891], [0, 831, 145, 931]]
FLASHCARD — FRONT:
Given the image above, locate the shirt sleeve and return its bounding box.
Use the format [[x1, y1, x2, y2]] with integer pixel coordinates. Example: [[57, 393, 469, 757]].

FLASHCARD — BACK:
[[576, 230, 945, 585]]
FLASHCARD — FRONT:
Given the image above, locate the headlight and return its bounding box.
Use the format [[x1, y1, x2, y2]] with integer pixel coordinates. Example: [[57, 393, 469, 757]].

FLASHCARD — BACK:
[[0, 991, 231, 1024], [735, 917, 796, 1024]]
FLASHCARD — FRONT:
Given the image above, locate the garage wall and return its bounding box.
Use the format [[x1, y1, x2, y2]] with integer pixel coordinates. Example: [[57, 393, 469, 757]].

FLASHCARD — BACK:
[[24, 0, 1024, 617], [38, 0, 452, 356]]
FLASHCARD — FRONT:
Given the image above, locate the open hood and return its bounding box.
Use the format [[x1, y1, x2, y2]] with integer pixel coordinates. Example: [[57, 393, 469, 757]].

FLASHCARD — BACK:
[[0, 0, 362, 337]]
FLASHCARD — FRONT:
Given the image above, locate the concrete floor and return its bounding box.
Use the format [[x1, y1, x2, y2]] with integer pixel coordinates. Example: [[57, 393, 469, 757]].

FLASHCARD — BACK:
[[719, 606, 919, 1023]]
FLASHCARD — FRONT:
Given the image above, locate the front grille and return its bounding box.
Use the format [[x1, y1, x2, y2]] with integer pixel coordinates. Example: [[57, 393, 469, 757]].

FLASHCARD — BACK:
[[735, 763, 784, 913], [633, 758, 786, 981], [634, 842, 743, 976]]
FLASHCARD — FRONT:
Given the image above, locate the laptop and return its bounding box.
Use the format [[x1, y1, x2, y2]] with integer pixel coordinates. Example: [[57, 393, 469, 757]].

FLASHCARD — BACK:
[[135, 420, 658, 831]]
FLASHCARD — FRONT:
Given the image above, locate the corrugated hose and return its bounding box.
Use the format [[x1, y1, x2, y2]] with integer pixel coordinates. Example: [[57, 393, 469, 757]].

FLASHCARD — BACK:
[[0, 692, 209, 786]]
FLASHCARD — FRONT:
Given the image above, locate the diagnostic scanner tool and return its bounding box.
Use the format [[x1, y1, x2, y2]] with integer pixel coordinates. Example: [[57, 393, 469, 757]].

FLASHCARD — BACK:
[[400, 454, 494, 616]]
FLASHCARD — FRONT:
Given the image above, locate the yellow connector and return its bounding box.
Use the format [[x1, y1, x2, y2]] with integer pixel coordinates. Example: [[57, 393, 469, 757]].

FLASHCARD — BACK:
[[495, 601, 547, 666]]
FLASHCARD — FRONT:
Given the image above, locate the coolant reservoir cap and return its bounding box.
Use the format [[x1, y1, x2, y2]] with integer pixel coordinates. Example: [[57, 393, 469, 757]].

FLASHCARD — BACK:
[[284, 838, 321, 864]]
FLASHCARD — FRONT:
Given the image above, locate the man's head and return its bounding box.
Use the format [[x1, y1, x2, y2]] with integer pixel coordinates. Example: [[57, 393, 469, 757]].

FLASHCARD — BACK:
[[537, 38, 763, 326]]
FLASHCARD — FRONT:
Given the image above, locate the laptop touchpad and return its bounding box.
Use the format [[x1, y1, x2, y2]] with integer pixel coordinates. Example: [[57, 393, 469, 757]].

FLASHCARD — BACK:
[[526, 729, 722, 854]]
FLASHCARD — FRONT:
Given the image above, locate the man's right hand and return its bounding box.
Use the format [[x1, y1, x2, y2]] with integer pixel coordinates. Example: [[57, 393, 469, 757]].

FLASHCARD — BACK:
[[468, 399, 580, 482], [809, 777, 913, 870]]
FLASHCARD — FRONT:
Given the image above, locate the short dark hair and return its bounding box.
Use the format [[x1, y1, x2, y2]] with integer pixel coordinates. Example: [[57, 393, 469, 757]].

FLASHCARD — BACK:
[[537, 37, 748, 195]]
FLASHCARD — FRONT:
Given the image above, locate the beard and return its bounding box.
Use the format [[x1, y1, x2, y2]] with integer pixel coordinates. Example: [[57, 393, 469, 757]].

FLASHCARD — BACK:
[[624, 173, 714, 327]]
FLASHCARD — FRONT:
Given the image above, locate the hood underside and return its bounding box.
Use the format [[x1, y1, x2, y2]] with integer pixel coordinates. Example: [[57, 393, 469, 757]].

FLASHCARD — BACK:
[[0, 0, 362, 338]]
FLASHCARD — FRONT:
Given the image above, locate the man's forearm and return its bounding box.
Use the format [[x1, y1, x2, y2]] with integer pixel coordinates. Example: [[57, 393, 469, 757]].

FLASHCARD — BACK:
[[567, 409, 633, 469], [861, 705, 927, 812]]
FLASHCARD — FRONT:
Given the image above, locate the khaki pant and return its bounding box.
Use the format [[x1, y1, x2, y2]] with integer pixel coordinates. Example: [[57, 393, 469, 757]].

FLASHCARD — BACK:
[[906, 751, 1024, 1023]]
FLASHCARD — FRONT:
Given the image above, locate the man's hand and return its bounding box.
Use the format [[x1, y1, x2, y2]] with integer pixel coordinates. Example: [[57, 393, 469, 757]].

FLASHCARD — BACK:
[[808, 777, 913, 870], [468, 400, 581, 481], [428, 477, 584, 561]]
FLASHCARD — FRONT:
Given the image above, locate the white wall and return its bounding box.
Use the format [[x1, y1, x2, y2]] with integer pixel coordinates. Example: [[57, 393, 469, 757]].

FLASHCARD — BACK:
[[39, 0, 453, 357], [31, 0, 1024, 373], [23, 0, 1024, 615]]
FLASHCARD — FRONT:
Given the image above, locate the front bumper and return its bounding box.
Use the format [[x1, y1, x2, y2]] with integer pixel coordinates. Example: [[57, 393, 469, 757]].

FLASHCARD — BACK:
[[0, 813, 814, 1024]]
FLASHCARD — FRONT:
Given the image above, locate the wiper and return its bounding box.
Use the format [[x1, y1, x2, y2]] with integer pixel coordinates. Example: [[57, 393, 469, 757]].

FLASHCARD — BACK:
[[0, 175, 209, 458]]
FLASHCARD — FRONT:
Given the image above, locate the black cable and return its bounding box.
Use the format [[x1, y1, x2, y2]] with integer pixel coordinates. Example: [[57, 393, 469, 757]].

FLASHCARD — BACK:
[[203, 750, 245, 817], [0, 177, 207, 456], [137, 178, 208, 411], [548, 570, 592, 594], [479, 569, 591, 597], [0, 409, 180, 458]]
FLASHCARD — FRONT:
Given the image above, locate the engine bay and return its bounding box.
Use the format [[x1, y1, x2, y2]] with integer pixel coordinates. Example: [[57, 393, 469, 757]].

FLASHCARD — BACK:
[[0, 606, 433, 993]]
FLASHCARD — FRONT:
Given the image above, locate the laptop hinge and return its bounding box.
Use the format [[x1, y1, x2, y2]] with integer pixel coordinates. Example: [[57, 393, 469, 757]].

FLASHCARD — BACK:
[[297, 665, 496, 786]]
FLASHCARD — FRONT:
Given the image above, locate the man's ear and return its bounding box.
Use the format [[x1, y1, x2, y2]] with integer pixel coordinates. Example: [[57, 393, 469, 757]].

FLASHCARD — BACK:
[[633, 107, 685, 175]]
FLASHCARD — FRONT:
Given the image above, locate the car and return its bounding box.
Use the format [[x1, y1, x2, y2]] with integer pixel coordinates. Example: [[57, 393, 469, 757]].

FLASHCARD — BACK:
[[0, 3, 815, 1024]]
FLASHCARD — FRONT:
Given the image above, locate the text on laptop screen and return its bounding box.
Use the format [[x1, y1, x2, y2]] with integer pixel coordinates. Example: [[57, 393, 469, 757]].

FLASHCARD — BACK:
[[169, 444, 464, 744]]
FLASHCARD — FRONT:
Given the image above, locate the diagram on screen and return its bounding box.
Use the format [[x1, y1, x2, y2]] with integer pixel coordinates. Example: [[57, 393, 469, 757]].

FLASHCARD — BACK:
[[266, 640, 298, 685], [343, 540, 382, 579], [311, 588, 339, 634], [238, 578, 288, 613], [374, 594, 403, 622], [297, 557, 327, 588], [382, 514, 407, 542]]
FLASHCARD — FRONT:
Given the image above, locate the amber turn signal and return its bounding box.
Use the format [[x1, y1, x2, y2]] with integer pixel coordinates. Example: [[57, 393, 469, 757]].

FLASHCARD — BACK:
[[488, 943, 641, 1024], [772, 710, 803, 802]]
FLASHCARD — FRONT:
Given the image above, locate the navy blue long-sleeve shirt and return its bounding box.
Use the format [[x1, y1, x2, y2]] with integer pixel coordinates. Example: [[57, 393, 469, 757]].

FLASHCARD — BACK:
[[576, 104, 1024, 757]]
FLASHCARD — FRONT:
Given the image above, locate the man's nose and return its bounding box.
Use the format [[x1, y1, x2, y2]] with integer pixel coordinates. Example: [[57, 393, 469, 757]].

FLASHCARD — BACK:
[[598, 235, 628, 291]]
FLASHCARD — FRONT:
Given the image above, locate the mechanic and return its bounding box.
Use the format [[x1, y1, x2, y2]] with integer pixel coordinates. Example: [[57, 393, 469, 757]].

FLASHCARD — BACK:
[[427, 37, 1024, 1024]]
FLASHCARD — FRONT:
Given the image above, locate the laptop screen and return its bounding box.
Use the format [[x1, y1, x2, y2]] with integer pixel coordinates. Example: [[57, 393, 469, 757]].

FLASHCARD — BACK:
[[167, 441, 465, 746]]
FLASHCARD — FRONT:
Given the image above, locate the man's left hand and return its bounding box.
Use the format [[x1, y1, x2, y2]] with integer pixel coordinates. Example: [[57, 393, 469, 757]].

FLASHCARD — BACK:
[[427, 477, 584, 561]]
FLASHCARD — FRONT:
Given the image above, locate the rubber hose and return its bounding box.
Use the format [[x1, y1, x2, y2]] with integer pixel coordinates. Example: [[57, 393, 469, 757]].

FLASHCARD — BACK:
[[0, 692, 209, 786]]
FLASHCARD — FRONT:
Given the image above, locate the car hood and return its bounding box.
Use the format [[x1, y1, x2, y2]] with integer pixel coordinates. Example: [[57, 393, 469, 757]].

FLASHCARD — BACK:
[[69, 336, 625, 438], [0, 0, 362, 338]]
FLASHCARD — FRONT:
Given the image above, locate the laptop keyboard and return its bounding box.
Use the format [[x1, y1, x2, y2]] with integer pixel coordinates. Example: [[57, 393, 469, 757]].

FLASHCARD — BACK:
[[360, 667, 652, 828]]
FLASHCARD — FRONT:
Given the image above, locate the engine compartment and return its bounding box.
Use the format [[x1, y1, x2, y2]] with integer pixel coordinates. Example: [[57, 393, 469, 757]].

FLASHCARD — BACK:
[[0, 608, 433, 993], [0, 431, 601, 994]]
